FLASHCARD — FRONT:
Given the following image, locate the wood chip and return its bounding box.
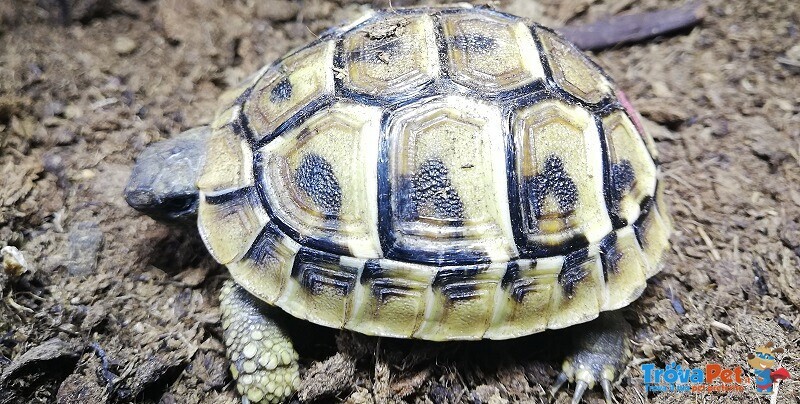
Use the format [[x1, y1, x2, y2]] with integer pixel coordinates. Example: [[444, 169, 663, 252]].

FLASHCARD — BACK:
[[710, 321, 734, 334], [559, 1, 706, 51]]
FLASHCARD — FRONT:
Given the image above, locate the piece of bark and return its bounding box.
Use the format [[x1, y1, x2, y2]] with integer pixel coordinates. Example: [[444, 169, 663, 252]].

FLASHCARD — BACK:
[[559, 2, 706, 51]]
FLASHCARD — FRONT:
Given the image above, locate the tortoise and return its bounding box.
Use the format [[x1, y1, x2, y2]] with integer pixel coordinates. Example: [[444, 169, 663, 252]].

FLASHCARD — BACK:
[[125, 5, 671, 404]]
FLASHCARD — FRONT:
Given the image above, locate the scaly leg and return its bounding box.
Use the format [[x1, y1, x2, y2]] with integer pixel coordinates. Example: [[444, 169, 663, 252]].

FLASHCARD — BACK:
[[220, 281, 300, 404], [550, 311, 633, 404]]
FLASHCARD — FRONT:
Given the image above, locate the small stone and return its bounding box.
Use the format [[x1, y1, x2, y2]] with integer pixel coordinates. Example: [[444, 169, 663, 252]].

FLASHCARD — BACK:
[[2, 246, 30, 278], [79, 169, 95, 180], [114, 36, 137, 55], [64, 104, 83, 119], [65, 222, 103, 276]]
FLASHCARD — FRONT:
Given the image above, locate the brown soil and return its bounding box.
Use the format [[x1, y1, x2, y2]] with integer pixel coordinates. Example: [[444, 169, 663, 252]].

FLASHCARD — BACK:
[[1, 0, 798, 403]]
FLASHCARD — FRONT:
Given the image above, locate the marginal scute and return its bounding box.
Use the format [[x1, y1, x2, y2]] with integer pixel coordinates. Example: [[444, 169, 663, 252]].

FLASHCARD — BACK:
[[512, 99, 611, 254], [199, 187, 269, 265], [537, 27, 612, 104], [347, 259, 434, 338], [228, 223, 300, 305], [415, 263, 503, 340], [655, 182, 673, 230], [258, 103, 382, 257], [634, 203, 671, 278], [441, 12, 545, 92], [601, 227, 647, 310], [384, 95, 517, 264], [486, 258, 557, 339], [217, 65, 269, 111], [276, 249, 363, 329], [197, 126, 253, 192], [342, 13, 439, 98], [245, 41, 335, 142], [547, 249, 605, 329], [602, 110, 657, 226]]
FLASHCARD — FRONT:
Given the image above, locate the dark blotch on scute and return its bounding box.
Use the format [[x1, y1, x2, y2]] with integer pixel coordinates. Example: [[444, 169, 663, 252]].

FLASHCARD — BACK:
[[501, 261, 537, 302], [291, 247, 356, 295], [432, 265, 487, 302], [203, 187, 261, 226], [452, 34, 497, 53], [559, 247, 591, 297], [243, 223, 284, 266], [609, 160, 635, 224], [598, 232, 622, 281], [404, 159, 465, 221], [501, 262, 520, 289], [270, 77, 293, 103], [633, 197, 654, 246], [528, 155, 578, 219], [360, 259, 384, 284], [360, 259, 413, 302], [294, 153, 342, 217]]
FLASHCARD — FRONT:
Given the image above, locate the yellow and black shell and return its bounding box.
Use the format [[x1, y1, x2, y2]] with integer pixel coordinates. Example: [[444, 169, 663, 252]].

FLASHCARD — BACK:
[[197, 6, 671, 341]]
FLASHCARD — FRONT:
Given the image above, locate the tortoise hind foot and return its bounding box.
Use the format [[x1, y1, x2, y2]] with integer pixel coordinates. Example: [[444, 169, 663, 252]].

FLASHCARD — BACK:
[[220, 281, 300, 404], [550, 311, 633, 404]]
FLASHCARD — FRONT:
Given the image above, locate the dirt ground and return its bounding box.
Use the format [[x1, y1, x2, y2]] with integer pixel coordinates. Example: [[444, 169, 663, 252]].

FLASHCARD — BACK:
[[1, 0, 799, 403]]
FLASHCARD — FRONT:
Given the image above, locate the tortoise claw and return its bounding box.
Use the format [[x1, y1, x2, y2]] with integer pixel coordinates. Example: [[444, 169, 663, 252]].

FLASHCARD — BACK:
[[601, 378, 614, 403], [549, 371, 569, 397], [570, 381, 589, 404]]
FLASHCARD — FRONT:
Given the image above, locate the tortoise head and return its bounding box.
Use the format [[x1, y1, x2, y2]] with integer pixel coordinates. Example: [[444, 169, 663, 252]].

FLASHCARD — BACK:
[[124, 126, 211, 223]]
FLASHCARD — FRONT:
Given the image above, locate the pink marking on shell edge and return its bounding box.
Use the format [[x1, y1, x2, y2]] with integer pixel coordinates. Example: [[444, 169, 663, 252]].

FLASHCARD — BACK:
[[616, 89, 646, 135]]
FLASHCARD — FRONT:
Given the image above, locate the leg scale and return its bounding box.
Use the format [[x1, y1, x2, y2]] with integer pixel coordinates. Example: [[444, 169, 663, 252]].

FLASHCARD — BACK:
[[221, 281, 300, 404]]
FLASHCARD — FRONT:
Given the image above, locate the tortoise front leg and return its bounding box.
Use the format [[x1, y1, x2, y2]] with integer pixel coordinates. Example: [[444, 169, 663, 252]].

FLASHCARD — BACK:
[[550, 311, 633, 403], [220, 281, 300, 404]]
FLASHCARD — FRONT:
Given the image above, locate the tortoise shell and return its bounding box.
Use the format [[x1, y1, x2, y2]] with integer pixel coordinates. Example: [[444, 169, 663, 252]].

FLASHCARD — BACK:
[[196, 6, 671, 341]]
